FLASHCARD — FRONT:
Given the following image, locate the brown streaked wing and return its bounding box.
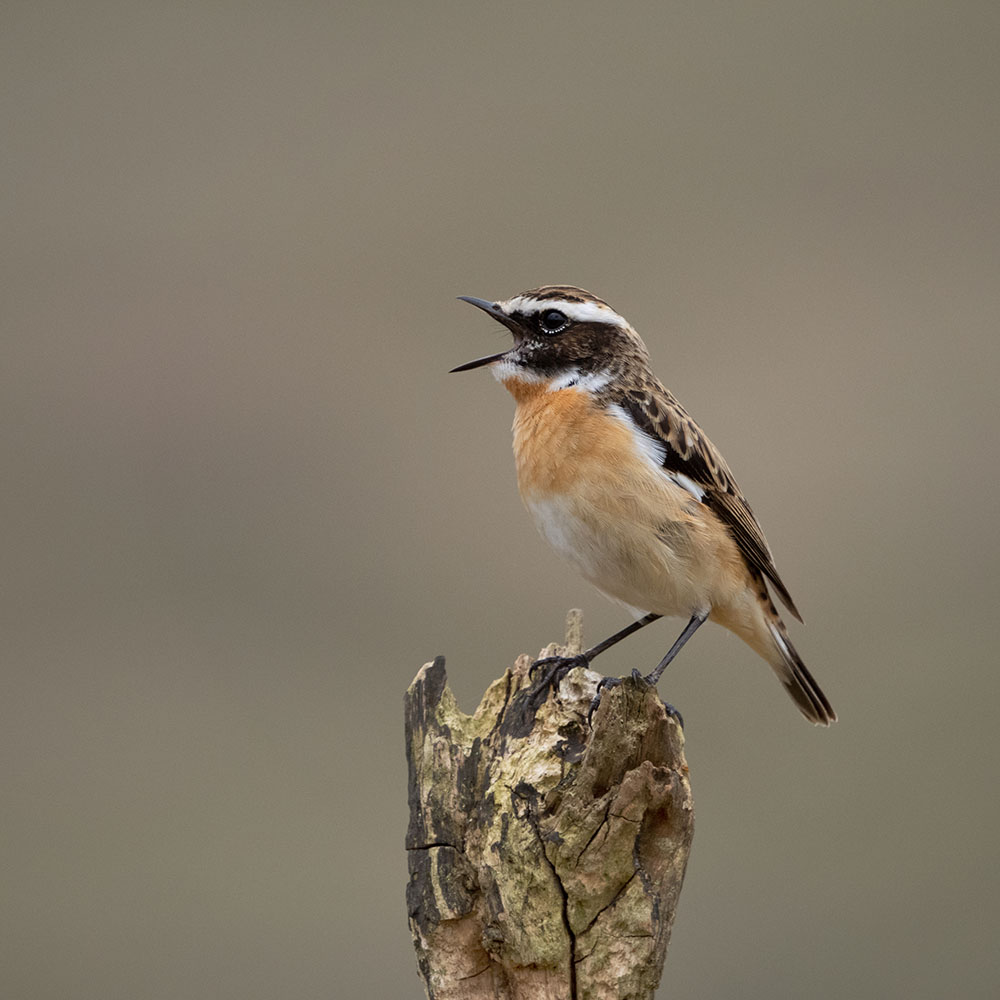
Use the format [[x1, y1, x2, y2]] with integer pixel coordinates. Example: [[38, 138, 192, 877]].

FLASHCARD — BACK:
[[621, 385, 803, 623]]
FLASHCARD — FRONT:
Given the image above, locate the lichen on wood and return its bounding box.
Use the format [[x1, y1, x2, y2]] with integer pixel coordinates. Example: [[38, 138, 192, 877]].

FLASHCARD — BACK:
[[405, 612, 694, 1000]]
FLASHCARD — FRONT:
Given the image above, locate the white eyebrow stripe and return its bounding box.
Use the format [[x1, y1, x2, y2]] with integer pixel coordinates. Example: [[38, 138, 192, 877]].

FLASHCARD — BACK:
[[499, 295, 627, 327]]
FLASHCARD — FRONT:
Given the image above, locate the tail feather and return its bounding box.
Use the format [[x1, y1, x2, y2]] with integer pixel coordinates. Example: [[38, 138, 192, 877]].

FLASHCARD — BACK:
[[767, 621, 837, 726], [710, 571, 837, 725]]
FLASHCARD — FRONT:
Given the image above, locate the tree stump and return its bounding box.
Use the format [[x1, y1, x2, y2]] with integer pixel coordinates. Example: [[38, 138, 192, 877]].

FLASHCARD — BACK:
[[405, 611, 694, 1000]]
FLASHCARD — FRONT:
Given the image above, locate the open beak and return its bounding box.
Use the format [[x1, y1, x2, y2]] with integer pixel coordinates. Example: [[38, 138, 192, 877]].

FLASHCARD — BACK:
[[450, 296, 518, 372]]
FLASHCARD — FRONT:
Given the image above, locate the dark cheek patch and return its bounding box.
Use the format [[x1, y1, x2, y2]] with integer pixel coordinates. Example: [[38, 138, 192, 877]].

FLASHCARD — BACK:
[[519, 323, 617, 377]]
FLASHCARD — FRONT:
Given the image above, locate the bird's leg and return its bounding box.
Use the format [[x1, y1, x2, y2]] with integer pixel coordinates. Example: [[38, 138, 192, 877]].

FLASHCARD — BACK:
[[529, 613, 662, 695], [644, 609, 708, 685], [588, 610, 709, 724]]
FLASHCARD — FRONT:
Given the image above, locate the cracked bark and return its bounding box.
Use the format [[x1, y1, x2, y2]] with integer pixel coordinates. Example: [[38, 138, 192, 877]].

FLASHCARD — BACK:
[[405, 611, 694, 1000]]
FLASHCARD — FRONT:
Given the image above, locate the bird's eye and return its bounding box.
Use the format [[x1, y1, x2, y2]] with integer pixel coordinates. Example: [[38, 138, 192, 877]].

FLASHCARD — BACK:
[[539, 309, 569, 334]]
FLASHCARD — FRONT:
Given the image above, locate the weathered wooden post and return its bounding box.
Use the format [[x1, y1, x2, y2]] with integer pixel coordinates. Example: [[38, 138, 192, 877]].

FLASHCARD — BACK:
[[405, 612, 694, 1000]]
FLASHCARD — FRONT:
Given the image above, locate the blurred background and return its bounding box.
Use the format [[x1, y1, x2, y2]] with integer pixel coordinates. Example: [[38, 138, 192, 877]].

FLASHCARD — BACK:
[[3, 2, 998, 997]]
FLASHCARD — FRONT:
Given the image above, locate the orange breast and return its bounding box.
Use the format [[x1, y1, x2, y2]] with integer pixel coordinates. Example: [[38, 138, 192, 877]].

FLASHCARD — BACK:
[[506, 378, 640, 498]]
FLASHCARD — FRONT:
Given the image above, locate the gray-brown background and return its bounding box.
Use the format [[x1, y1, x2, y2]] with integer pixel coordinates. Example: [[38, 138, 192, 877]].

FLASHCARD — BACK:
[[3, 3, 998, 997]]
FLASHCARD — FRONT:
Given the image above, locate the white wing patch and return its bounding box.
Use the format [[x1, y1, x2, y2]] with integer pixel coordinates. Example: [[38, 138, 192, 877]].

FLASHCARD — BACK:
[[607, 404, 706, 502], [667, 471, 706, 502], [607, 403, 667, 467]]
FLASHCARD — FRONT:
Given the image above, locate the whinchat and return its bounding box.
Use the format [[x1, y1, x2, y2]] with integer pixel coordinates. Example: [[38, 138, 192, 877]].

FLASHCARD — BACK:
[[452, 285, 835, 725]]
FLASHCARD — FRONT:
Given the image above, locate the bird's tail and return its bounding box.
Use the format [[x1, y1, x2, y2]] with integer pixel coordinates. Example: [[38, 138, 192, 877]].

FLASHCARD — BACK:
[[764, 616, 836, 726], [713, 582, 836, 725]]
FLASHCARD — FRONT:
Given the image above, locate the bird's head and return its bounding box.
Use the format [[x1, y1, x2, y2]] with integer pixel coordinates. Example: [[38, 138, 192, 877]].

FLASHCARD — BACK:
[[452, 285, 649, 391]]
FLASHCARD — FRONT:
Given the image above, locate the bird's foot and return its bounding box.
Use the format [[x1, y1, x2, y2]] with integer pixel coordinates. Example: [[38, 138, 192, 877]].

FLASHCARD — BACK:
[[586, 669, 684, 728], [527, 653, 591, 707]]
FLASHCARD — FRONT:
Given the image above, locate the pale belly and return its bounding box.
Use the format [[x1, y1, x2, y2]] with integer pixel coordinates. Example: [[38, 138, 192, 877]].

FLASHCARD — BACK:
[[522, 488, 714, 620]]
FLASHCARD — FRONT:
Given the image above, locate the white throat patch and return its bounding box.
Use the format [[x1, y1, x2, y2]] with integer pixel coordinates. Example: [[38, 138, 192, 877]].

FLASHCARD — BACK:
[[547, 368, 615, 392], [491, 361, 615, 394]]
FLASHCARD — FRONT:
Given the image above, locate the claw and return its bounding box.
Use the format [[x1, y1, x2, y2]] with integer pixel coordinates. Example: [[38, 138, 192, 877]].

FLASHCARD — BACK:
[[587, 674, 622, 724], [526, 653, 590, 709], [529, 653, 589, 682], [664, 703, 685, 728], [586, 671, 685, 729]]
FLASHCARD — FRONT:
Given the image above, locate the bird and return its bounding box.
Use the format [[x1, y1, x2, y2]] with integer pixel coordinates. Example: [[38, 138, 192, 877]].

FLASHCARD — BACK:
[[451, 285, 836, 726]]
